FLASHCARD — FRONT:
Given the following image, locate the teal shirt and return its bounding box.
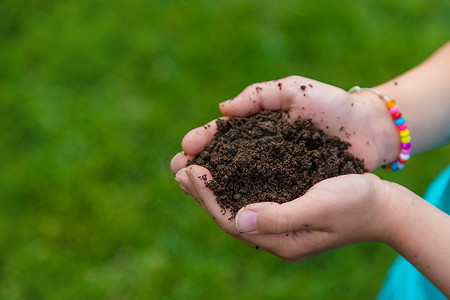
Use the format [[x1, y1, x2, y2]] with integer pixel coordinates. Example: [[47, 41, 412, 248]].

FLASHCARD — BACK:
[[378, 166, 450, 300]]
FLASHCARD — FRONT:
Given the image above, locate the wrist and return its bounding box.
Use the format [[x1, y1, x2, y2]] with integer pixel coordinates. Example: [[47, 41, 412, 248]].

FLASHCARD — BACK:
[[368, 179, 412, 245], [359, 175, 400, 243], [351, 91, 400, 167], [343, 174, 401, 243], [376, 180, 426, 246]]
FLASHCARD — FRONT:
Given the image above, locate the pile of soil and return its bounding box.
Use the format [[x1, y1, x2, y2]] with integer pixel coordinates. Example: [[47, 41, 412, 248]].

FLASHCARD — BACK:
[[190, 111, 366, 217]]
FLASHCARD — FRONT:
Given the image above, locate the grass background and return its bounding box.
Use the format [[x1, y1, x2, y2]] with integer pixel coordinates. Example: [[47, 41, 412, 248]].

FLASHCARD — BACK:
[[0, 0, 449, 298]]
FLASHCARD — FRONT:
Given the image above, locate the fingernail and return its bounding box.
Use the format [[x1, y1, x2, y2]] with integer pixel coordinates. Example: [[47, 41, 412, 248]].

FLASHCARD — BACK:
[[236, 210, 257, 233]]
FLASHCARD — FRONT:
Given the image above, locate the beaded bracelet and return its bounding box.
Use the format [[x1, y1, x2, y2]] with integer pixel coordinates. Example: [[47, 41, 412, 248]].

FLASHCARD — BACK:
[[349, 86, 411, 171]]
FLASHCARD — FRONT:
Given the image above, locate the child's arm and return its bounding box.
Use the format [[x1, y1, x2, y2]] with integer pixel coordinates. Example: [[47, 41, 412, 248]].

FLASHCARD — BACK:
[[382, 181, 450, 296], [358, 41, 450, 154]]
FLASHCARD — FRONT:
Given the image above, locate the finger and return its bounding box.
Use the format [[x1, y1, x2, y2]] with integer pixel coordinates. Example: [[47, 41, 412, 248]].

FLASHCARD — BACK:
[[235, 189, 332, 235], [170, 152, 195, 174], [181, 118, 224, 155], [175, 168, 195, 196], [219, 76, 306, 117], [176, 167, 219, 217], [185, 165, 240, 235]]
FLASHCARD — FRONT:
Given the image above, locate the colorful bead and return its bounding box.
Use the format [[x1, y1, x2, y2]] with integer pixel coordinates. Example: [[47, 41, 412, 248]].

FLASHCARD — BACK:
[[397, 163, 406, 170], [397, 123, 408, 131], [392, 112, 402, 119], [401, 136, 411, 144], [389, 105, 399, 114], [399, 129, 410, 137], [386, 100, 396, 108], [401, 148, 411, 154], [395, 117, 405, 125], [401, 142, 411, 150], [398, 156, 408, 163], [399, 153, 411, 161], [391, 163, 400, 171]]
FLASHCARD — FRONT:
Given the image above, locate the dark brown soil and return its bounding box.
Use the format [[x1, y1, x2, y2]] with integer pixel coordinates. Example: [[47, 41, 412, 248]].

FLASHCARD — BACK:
[[189, 111, 366, 217]]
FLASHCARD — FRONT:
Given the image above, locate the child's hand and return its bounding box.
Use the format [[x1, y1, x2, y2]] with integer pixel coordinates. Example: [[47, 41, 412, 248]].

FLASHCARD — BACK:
[[171, 76, 399, 175], [174, 165, 392, 262], [175, 164, 450, 297]]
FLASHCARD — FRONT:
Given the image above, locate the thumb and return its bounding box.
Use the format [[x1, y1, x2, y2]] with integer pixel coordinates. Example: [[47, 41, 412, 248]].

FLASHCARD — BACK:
[[219, 76, 301, 117], [235, 192, 329, 234]]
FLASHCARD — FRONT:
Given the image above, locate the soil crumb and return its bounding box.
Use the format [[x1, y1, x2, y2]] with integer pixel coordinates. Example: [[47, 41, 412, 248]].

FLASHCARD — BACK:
[[189, 111, 366, 217]]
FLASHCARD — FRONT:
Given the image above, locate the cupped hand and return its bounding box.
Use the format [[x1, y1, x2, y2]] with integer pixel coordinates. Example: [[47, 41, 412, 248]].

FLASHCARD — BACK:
[[175, 165, 391, 262], [170, 75, 399, 260], [171, 75, 400, 175]]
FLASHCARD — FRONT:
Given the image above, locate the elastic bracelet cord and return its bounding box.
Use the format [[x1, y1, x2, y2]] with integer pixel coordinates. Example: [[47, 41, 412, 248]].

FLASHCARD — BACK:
[[349, 86, 411, 171]]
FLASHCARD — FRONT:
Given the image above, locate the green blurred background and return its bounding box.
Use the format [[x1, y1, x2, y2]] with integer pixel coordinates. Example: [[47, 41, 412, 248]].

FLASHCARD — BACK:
[[1, 0, 449, 298]]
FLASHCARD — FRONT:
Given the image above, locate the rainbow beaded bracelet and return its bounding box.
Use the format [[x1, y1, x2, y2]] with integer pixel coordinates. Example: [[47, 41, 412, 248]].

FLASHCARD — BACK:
[[349, 86, 411, 171]]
